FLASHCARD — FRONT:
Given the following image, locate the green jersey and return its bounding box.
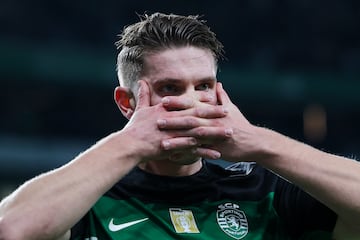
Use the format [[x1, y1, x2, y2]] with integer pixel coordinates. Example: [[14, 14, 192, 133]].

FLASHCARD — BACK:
[[71, 161, 336, 239]]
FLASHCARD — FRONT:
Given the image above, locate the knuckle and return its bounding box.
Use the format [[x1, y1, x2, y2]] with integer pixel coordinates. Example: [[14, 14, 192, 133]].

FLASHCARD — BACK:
[[194, 107, 205, 118], [195, 127, 206, 137], [186, 117, 197, 127]]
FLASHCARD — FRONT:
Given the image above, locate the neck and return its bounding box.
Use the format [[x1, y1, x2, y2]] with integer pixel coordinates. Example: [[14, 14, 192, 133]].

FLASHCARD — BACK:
[[138, 159, 203, 176]]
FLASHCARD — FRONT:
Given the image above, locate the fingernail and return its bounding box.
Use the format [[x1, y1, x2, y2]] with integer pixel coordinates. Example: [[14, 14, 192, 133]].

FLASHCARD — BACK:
[[223, 107, 228, 114], [213, 152, 221, 159], [162, 97, 170, 105], [190, 138, 197, 145], [162, 140, 170, 150], [157, 119, 167, 128], [225, 128, 233, 136]]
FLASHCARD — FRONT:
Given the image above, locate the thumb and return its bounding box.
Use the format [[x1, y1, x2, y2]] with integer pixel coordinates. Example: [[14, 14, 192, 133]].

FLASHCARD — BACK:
[[216, 82, 231, 105], [135, 80, 151, 110]]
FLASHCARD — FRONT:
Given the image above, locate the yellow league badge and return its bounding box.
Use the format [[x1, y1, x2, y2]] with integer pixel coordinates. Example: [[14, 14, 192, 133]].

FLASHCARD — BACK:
[[169, 208, 200, 234]]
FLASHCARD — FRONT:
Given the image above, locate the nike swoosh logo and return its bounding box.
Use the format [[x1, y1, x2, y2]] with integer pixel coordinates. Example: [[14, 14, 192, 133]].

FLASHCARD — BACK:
[[108, 217, 149, 232]]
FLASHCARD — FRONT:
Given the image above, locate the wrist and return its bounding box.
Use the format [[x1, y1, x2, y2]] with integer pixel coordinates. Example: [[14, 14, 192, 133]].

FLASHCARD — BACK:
[[102, 130, 144, 166], [249, 126, 286, 166]]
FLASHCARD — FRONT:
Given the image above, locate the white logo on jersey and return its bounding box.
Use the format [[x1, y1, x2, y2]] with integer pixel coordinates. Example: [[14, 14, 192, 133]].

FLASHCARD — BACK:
[[108, 218, 148, 232], [217, 203, 248, 239], [225, 162, 256, 176]]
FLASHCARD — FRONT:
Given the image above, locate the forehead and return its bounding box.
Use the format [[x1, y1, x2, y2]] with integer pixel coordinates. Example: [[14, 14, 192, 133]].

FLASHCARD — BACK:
[[141, 46, 217, 83]]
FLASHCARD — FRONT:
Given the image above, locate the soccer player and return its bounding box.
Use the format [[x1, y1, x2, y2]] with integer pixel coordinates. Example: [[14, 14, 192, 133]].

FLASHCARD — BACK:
[[1, 12, 360, 240]]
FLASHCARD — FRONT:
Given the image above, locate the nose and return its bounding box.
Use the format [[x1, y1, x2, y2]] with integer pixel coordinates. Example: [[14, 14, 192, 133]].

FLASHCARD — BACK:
[[181, 87, 215, 106]]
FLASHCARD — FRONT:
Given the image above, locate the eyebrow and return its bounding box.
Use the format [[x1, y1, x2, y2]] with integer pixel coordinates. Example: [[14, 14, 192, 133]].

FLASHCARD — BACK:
[[196, 77, 217, 84], [153, 77, 217, 85]]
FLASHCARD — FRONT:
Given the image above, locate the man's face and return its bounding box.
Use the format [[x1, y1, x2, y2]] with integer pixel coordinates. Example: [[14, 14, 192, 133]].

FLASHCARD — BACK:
[[139, 46, 218, 165], [141, 46, 218, 107]]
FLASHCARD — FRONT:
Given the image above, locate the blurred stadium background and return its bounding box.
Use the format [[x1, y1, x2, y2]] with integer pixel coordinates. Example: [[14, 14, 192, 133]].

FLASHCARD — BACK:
[[1, 0, 359, 198]]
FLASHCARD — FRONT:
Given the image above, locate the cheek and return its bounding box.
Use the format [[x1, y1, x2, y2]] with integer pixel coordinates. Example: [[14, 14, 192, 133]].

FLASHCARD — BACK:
[[147, 85, 162, 106]]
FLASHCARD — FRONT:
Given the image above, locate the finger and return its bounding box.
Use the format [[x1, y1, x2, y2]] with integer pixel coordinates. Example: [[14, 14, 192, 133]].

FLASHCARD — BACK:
[[158, 105, 227, 125], [157, 110, 227, 130], [193, 147, 221, 160], [135, 80, 151, 109], [160, 127, 233, 147], [158, 117, 200, 130], [169, 148, 221, 161], [216, 82, 231, 106], [188, 126, 233, 139], [161, 96, 195, 110], [162, 93, 215, 111], [161, 137, 197, 150], [192, 105, 228, 118]]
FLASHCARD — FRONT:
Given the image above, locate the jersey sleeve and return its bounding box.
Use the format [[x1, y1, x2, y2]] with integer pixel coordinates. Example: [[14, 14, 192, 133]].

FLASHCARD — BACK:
[[273, 177, 337, 238], [70, 215, 88, 240]]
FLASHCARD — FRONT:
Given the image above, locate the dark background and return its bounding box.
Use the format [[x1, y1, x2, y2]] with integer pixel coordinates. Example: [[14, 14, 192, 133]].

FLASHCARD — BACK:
[[1, 0, 359, 195]]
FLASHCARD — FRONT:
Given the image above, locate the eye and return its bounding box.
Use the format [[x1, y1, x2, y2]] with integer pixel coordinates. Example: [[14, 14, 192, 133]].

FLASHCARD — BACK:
[[159, 84, 179, 94], [196, 83, 211, 91]]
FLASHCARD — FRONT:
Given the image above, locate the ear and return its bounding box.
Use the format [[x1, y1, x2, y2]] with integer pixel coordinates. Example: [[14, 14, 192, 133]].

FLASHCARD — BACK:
[[114, 86, 136, 119]]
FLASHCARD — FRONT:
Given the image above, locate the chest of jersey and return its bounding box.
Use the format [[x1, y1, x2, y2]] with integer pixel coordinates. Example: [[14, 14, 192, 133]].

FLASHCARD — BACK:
[[71, 163, 334, 240], [79, 194, 293, 240]]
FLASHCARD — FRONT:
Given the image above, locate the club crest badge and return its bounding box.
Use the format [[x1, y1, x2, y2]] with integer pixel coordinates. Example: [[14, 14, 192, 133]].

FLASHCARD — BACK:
[[217, 203, 248, 239], [169, 208, 200, 234]]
